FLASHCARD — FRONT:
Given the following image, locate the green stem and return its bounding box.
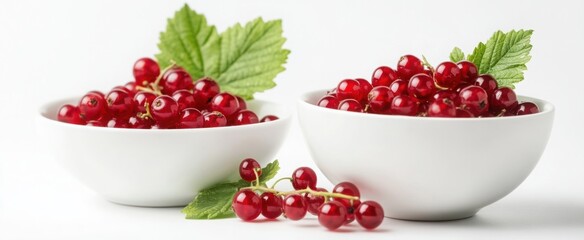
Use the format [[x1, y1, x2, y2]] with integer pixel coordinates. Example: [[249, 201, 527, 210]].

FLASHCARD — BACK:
[[241, 185, 359, 201], [270, 177, 292, 189]]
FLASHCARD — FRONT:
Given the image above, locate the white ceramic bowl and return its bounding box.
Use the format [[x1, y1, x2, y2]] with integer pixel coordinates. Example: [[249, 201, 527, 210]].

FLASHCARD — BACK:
[[37, 98, 291, 207], [298, 90, 554, 221]]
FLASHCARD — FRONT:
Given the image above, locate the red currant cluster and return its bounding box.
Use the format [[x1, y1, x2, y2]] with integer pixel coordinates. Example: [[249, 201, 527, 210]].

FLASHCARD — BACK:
[[317, 55, 540, 117], [232, 158, 384, 231], [57, 58, 278, 128]]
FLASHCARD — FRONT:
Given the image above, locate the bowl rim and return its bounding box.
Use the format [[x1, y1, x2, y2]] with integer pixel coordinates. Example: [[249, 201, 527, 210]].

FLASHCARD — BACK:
[[298, 89, 555, 121], [38, 96, 291, 132]]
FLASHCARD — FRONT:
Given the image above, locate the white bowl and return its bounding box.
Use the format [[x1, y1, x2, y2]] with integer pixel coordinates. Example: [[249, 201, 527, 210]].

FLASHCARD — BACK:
[[37, 98, 291, 207], [298, 90, 554, 221]]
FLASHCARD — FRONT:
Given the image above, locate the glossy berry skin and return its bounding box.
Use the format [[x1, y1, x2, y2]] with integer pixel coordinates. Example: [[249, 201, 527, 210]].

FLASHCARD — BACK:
[[455, 83, 472, 93], [457, 61, 478, 84], [356, 78, 373, 101], [232, 110, 259, 126], [193, 78, 220, 107], [79, 92, 108, 121], [203, 111, 227, 128], [318, 201, 348, 230], [515, 102, 539, 115], [150, 95, 179, 127], [304, 187, 328, 215], [338, 99, 363, 112], [133, 91, 157, 113], [336, 79, 363, 101], [107, 118, 130, 128], [232, 189, 262, 221], [459, 86, 489, 116], [428, 98, 457, 118], [408, 74, 436, 99], [434, 61, 461, 89], [389, 79, 408, 96], [283, 194, 308, 221], [86, 120, 106, 127], [432, 90, 460, 106], [172, 90, 197, 111], [57, 105, 86, 125], [355, 201, 384, 230], [124, 81, 137, 97], [235, 96, 247, 110], [128, 116, 153, 129], [292, 167, 318, 190], [210, 93, 240, 117], [371, 66, 399, 87], [332, 182, 361, 224], [397, 55, 424, 81], [133, 58, 160, 87], [260, 192, 283, 219], [473, 74, 498, 95], [490, 87, 518, 113], [367, 86, 394, 114], [317, 95, 340, 109], [456, 108, 475, 118], [390, 95, 419, 116], [239, 158, 262, 182], [260, 115, 279, 122], [160, 68, 193, 95], [177, 108, 204, 129], [106, 89, 134, 119]]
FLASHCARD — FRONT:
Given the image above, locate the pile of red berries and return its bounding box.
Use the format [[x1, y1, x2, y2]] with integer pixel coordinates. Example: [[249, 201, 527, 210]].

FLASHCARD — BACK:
[[232, 158, 384, 231], [57, 58, 278, 129], [317, 55, 540, 117]]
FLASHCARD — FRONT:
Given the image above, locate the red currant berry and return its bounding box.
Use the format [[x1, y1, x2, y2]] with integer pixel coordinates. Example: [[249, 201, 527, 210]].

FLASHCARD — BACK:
[[434, 61, 461, 89], [239, 158, 262, 182], [88, 90, 105, 98], [459, 86, 489, 116], [432, 90, 460, 106], [408, 73, 436, 99], [172, 89, 197, 111], [107, 118, 129, 128], [304, 187, 328, 215], [332, 182, 361, 224], [389, 79, 408, 96], [160, 68, 193, 95], [356, 78, 373, 101], [355, 201, 384, 230], [260, 192, 283, 219], [473, 74, 498, 95], [231, 110, 259, 126], [235, 96, 247, 110], [317, 95, 340, 109], [86, 120, 106, 127], [390, 95, 419, 116], [133, 91, 157, 113], [318, 201, 348, 230], [133, 58, 160, 87], [128, 116, 153, 129], [210, 92, 240, 117], [260, 115, 279, 122], [57, 105, 85, 125], [515, 102, 539, 115], [176, 108, 204, 128], [292, 167, 317, 190], [124, 81, 137, 96], [427, 98, 457, 118], [490, 87, 518, 114], [336, 79, 363, 101], [106, 89, 134, 119], [193, 77, 220, 107], [203, 111, 227, 128], [338, 99, 363, 112], [283, 194, 308, 221], [79, 92, 108, 121], [150, 95, 179, 127], [455, 83, 472, 93], [457, 61, 478, 84], [232, 189, 262, 221], [371, 66, 399, 87], [456, 108, 475, 118], [397, 55, 424, 81], [367, 86, 394, 114]]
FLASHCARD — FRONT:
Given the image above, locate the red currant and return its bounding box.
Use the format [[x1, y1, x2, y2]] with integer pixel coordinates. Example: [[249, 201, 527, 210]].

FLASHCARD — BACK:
[[304, 187, 328, 215], [79, 92, 108, 121], [239, 158, 262, 182], [124, 81, 137, 97], [231, 110, 259, 126], [317, 95, 340, 109], [236, 96, 247, 110], [367, 86, 394, 114], [457, 61, 478, 84], [292, 167, 317, 190], [389, 79, 408, 96], [432, 90, 460, 106], [336, 79, 363, 101], [459, 86, 489, 116], [427, 98, 457, 118], [356, 78, 373, 101], [338, 99, 363, 112], [456, 108, 475, 118], [434, 61, 461, 89], [193, 77, 220, 107], [408, 73, 436, 99], [133, 58, 160, 87], [172, 90, 197, 111], [203, 111, 227, 128], [490, 87, 518, 114], [390, 95, 419, 116], [150, 95, 179, 128], [260, 115, 279, 122], [371, 66, 399, 87], [128, 116, 153, 129], [107, 118, 129, 128], [86, 120, 105, 127], [332, 182, 361, 224], [133, 91, 157, 113], [232, 189, 262, 221], [515, 102, 539, 115], [160, 68, 193, 95], [355, 201, 384, 230], [397, 55, 424, 81], [283, 194, 308, 220], [210, 93, 240, 117], [57, 105, 86, 125], [318, 201, 348, 230], [260, 192, 283, 219], [176, 108, 204, 128], [473, 74, 498, 95], [106, 89, 134, 119]]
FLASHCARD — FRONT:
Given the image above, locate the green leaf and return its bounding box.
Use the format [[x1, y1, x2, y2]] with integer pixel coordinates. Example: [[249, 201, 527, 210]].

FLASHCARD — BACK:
[[182, 160, 281, 219], [467, 30, 533, 88], [217, 18, 290, 99], [449, 47, 465, 62], [156, 4, 220, 79]]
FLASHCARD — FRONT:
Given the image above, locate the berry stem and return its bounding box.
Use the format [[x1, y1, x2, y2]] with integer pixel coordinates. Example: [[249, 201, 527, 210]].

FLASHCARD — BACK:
[[270, 177, 292, 189], [148, 61, 177, 95], [240, 185, 359, 201], [421, 55, 435, 73]]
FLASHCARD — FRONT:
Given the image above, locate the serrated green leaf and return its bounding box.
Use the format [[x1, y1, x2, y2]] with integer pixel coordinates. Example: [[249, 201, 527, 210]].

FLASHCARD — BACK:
[[467, 30, 533, 88], [156, 4, 220, 79], [258, 160, 280, 183], [449, 47, 465, 62], [217, 18, 290, 99]]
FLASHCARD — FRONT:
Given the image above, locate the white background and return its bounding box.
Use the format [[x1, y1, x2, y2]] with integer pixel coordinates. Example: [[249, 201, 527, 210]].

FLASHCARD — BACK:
[[1, 0, 584, 239]]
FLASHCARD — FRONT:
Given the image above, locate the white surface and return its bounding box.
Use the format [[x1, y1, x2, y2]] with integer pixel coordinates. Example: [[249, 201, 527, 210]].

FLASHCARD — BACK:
[[1, 0, 583, 239], [36, 99, 290, 207], [299, 91, 555, 221]]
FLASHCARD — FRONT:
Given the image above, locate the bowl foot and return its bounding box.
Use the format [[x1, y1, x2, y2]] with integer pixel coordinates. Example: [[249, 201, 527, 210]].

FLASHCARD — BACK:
[[105, 197, 190, 208], [385, 209, 479, 221]]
